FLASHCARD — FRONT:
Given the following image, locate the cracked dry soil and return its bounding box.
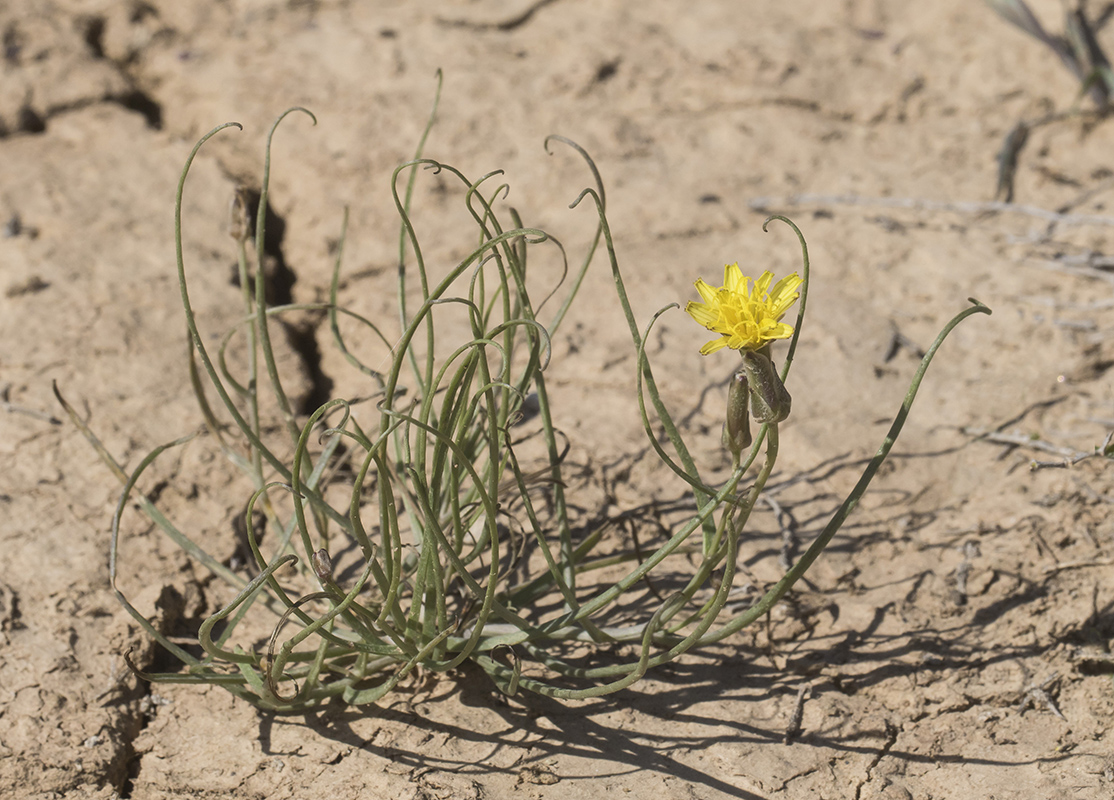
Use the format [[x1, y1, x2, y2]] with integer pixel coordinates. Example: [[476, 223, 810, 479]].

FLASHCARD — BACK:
[[2, 1, 1114, 798]]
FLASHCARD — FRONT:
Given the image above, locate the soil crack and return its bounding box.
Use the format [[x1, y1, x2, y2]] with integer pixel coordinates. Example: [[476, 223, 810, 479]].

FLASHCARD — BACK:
[[853, 719, 899, 800]]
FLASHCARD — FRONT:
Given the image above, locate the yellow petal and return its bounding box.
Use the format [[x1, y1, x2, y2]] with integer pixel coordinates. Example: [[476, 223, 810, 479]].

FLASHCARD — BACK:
[[723, 262, 744, 292], [770, 273, 803, 314], [699, 337, 730, 355], [753, 271, 774, 296], [762, 321, 794, 340], [685, 301, 720, 328], [772, 272, 802, 296], [694, 278, 718, 305]]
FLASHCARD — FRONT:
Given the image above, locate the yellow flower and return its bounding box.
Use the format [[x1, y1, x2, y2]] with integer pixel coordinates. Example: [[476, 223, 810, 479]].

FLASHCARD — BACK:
[[685, 264, 802, 355]]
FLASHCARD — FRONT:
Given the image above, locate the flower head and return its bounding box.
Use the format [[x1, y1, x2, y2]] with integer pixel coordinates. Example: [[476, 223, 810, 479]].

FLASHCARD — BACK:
[[685, 264, 802, 355]]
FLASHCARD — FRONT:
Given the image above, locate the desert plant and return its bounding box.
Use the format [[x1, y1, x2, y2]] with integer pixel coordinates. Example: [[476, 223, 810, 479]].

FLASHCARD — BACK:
[[58, 83, 990, 710], [986, 0, 1114, 200], [988, 0, 1114, 107]]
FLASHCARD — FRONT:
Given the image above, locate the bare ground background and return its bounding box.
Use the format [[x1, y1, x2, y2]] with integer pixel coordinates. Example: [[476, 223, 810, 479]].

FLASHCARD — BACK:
[[2, 1, 1114, 798]]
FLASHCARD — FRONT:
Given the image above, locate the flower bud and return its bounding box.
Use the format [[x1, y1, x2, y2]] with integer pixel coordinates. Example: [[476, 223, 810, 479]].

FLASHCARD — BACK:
[[723, 369, 752, 464], [741, 350, 792, 424], [228, 186, 252, 243], [311, 548, 334, 582]]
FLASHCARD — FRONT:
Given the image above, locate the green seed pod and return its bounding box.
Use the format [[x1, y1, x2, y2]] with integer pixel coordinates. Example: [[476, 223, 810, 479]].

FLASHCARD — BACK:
[[723, 369, 752, 463], [741, 350, 792, 424]]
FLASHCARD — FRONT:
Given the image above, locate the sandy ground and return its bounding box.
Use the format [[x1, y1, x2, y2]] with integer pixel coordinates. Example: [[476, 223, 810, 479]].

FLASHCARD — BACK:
[[3, 1, 1114, 798]]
